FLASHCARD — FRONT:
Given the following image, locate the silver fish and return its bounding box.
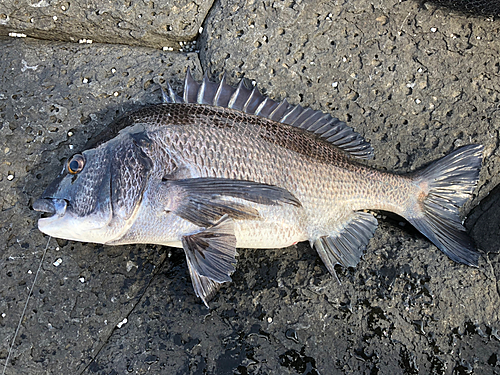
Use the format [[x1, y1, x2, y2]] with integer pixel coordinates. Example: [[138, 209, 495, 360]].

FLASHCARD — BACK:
[[33, 70, 484, 306]]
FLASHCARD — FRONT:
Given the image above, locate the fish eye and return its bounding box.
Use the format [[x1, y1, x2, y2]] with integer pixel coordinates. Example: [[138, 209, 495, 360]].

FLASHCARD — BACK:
[[67, 154, 86, 174]]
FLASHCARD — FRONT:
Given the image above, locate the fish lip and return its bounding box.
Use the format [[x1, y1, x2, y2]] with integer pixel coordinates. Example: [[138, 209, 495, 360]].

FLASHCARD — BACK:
[[33, 198, 67, 219]]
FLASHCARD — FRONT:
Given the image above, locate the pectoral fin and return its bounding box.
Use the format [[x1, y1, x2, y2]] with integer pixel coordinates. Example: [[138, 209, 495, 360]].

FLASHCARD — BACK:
[[164, 177, 301, 227], [313, 211, 378, 280], [182, 215, 237, 307]]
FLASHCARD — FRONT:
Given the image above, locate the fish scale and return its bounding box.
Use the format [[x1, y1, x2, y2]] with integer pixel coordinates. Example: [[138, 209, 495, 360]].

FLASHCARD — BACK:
[[152, 104, 410, 228], [33, 71, 484, 307]]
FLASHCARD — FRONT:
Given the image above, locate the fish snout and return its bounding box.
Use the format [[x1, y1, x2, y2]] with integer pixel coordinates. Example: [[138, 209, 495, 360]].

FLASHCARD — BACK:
[[33, 198, 67, 218]]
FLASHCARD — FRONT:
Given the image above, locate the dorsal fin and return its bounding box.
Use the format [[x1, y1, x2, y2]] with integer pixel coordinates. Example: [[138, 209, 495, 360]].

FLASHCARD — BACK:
[[163, 68, 374, 159]]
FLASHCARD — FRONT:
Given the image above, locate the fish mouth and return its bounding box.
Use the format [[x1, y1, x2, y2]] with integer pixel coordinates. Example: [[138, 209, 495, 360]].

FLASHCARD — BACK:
[[33, 198, 68, 219]]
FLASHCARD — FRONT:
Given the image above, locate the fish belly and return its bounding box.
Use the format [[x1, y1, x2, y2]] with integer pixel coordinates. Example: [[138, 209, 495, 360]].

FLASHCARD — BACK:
[[233, 204, 309, 249]]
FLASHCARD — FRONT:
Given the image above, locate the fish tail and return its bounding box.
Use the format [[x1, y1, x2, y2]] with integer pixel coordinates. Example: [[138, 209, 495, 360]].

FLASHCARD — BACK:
[[406, 145, 484, 266]]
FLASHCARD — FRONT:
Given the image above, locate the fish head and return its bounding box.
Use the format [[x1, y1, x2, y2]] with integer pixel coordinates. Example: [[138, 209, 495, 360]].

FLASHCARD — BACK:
[[33, 129, 154, 244]]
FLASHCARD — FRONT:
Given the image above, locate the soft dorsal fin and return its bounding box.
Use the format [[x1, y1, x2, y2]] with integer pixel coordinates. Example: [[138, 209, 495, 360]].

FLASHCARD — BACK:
[[163, 68, 374, 159]]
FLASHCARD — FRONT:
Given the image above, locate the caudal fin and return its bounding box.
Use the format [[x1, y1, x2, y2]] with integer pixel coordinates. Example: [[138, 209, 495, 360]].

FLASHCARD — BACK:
[[407, 145, 484, 266]]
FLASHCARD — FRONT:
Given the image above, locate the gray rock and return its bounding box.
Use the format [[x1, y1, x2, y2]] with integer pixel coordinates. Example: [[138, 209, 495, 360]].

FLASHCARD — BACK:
[[0, 0, 212, 49], [1, 0, 500, 373]]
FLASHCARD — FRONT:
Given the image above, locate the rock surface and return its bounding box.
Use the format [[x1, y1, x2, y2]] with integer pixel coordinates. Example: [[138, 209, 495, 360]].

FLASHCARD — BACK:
[[1, 0, 500, 374], [0, 0, 212, 49]]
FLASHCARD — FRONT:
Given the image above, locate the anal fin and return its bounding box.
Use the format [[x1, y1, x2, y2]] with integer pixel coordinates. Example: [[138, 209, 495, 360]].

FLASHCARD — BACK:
[[313, 211, 378, 278], [182, 215, 237, 307]]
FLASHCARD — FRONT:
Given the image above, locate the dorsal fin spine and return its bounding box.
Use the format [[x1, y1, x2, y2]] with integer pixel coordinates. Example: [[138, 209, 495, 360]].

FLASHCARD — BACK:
[[170, 71, 374, 159], [213, 74, 225, 106], [197, 75, 207, 104], [243, 87, 261, 113], [228, 80, 245, 109], [281, 105, 304, 125], [167, 83, 183, 103], [254, 97, 270, 116], [308, 114, 332, 132], [184, 68, 200, 103], [161, 86, 172, 103], [269, 99, 290, 121], [293, 108, 316, 127], [255, 97, 279, 117]]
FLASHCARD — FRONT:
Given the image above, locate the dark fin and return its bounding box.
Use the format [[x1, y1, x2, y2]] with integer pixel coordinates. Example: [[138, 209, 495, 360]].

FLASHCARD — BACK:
[[186, 266, 222, 308], [173, 194, 259, 228], [182, 215, 237, 307], [170, 177, 302, 207], [165, 177, 302, 227], [162, 72, 374, 159], [313, 211, 378, 279], [407, 145, 484, 266]]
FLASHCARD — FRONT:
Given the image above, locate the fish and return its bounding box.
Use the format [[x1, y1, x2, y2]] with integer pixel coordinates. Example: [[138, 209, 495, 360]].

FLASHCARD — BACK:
[[33, 69, 484, 307]]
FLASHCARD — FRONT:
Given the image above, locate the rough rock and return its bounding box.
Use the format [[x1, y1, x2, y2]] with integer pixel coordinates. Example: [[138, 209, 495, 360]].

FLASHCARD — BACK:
[[0, 0, 212, 50], [1, 0, 500, 373]]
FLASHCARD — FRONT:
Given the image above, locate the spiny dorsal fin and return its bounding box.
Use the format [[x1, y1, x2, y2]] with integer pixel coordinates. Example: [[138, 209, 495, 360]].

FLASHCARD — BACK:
[[163, 68, 374, 159]]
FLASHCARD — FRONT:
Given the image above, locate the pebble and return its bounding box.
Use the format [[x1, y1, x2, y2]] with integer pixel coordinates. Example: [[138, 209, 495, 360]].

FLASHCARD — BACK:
[[9, 32, 27, 38], [376, 16, 388, 25], [117, 318, 128, 328]]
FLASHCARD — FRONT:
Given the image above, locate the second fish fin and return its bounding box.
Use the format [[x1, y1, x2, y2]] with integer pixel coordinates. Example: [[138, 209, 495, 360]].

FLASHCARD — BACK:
[[182, 215, 237, 307], [313, 211, 378, 279]]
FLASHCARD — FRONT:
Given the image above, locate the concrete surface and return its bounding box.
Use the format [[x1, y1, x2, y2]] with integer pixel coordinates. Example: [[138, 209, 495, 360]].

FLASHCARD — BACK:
[[1, 0, 500, 374]]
